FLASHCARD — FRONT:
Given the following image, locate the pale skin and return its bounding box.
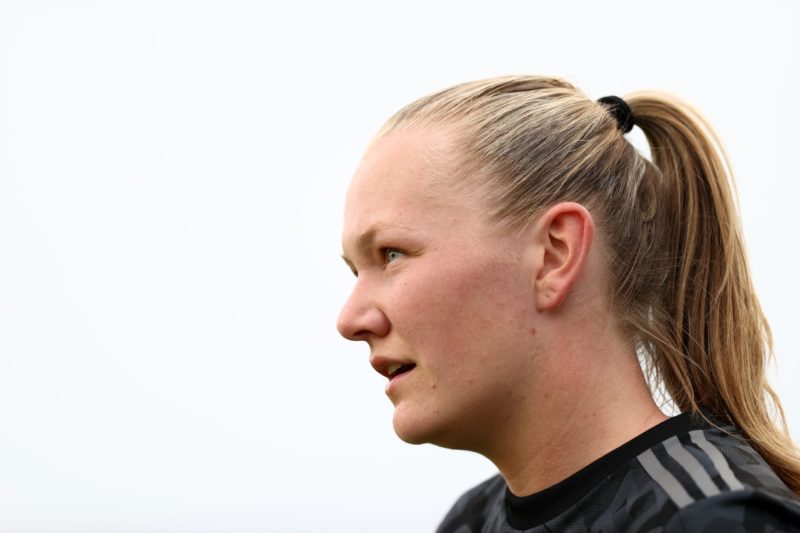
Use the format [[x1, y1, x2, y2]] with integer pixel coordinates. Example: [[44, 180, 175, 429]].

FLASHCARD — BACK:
[[337, 127, 668, 496]]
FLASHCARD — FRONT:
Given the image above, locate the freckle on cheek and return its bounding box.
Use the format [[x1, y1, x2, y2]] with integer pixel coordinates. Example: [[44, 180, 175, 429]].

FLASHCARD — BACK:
[[530, 327, 537, 336]]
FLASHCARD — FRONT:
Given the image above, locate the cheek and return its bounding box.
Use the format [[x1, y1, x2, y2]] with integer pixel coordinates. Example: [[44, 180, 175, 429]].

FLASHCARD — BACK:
[[394, 254, 533, 365]]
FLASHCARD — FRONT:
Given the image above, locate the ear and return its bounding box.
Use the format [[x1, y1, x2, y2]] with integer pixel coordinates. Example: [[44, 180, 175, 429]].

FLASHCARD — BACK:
[[532, 202, 595, 311]]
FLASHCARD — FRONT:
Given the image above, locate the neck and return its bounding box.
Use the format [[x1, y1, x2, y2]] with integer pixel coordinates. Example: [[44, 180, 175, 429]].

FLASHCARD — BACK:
[[483, 324, 668, 496]]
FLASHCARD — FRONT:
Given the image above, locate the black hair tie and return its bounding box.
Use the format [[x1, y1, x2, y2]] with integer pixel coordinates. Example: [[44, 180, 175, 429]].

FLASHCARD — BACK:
[[598, 95, 634, 134]]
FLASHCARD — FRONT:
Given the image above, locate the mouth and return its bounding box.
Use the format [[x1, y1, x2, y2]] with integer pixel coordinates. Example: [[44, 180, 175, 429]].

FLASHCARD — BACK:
[[370, 356, 417, 380], [387, 363, 416, 379], [382, 361, 416, 396]]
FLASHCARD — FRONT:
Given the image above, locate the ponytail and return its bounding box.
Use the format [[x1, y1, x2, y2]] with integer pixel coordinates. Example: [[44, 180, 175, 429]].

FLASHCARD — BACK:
[[626, 91, 800, 494]]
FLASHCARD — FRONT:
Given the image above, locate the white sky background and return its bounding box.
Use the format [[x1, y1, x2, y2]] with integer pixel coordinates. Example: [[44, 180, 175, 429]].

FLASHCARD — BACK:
[[0, 1, 797, 531]]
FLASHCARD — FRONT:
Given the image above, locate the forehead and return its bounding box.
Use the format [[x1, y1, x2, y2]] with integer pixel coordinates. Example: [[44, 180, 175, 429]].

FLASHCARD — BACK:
[[343, 128, 475, 236], [347, 128, 457, 208]]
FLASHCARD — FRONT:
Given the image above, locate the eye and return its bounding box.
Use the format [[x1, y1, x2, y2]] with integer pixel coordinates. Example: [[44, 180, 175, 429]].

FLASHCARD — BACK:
[[382, 248, 405, 264]]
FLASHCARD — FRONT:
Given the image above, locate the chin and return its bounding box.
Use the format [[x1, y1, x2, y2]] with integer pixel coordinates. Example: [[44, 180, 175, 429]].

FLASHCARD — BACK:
[[392, 406, 469, 449], [391, 405, 441, 445], [392, 417, 427, 446]]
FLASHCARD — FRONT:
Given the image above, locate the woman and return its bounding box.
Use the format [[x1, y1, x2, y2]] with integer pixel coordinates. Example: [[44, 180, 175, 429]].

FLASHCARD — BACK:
[[336, 76, 800, 532]]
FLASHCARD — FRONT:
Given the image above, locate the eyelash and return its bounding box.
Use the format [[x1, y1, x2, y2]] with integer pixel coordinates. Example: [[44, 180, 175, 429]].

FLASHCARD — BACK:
[[381, 247, 405, 265], [346, 247, 406, 277]]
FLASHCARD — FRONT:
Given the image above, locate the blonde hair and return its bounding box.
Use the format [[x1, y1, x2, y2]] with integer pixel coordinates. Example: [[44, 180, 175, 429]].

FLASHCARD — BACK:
[[378, 75, 800, 495]]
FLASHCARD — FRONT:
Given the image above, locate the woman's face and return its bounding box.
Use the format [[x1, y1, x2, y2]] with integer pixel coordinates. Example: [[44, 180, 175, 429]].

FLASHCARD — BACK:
[[337, 128, 544, 451]]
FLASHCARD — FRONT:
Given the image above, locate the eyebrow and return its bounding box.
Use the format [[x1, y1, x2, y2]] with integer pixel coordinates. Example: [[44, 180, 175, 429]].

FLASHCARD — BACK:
[[340, 222, 407, 269]]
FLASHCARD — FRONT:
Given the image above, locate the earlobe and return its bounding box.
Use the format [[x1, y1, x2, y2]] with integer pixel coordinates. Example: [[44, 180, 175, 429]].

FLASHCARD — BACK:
[[533, 203, 595, 312]]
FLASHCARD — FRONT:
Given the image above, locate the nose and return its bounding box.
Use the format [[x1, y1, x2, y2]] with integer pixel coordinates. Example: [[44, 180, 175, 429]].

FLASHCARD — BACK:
[[336, 283, 390, 342]]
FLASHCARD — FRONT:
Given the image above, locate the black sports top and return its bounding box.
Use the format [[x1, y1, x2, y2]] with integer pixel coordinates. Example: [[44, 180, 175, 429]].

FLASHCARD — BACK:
[[436, 412, 800, 532]]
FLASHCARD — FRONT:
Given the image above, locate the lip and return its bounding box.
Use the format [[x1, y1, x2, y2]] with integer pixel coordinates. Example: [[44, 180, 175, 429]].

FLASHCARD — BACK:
[[369, 355, 417, 395], [369, 355, 416, 379], [384, 365, 415, 396]]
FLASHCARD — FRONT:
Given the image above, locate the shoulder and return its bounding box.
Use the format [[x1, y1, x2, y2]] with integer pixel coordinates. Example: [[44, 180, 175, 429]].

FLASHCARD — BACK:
[[635, 422, 800, 532], [635, 422, 796, 501], [662, 489, 800, 532], [435, 474, 505, 533]]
